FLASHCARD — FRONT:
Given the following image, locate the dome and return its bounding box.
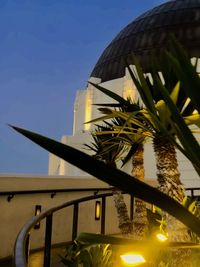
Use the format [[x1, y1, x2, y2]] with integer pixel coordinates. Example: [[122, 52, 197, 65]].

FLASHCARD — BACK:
[[91, 0, 200, 82]]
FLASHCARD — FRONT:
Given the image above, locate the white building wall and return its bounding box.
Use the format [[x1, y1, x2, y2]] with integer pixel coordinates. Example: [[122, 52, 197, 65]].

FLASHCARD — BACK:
[[73, 90, 88, 135], [59, 133, 92, 176]]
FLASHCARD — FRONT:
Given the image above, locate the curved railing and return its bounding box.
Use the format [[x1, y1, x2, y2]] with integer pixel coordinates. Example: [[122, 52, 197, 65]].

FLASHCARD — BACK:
[[14, 191, 134, 267], [13, 187, 199, 267]]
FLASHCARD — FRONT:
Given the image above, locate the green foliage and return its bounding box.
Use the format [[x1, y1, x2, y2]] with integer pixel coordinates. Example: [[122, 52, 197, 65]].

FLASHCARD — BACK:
[[70, 232, 200, 267], [126, 49, 200, 175], [84, 123, 126, 166], [61, 241, 113, 267], [182, 196, 200, 243]]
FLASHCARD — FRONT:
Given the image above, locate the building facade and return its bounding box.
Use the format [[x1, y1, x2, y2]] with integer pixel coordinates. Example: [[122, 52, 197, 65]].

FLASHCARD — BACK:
[[49, 0, 200, 188]]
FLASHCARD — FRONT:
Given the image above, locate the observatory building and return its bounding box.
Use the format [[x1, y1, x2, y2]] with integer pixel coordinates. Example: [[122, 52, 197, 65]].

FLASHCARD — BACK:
[[49, 0, 200, 187]]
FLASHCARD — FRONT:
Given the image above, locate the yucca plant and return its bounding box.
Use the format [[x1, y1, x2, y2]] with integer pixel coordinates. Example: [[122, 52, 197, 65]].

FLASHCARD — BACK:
[[123, 39, 200, 265], [126, 54, 200, 244]]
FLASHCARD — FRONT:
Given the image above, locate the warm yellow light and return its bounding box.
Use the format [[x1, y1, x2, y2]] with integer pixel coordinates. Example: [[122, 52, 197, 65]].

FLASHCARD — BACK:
[[84, 91, 92, 131], [192, 109, 198, 114], [123, 80, 135, 100], [120, 253, 146, 266], [156, 233, 168, 242], [95, 201, 101, 220]]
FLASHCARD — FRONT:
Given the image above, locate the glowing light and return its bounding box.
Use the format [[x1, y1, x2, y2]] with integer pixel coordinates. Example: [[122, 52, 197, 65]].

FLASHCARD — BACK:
[[95, 201, 101, 220], [192, 109, 198, 115], [123, 80, 135, 100], [84, 91, 92, 131], [156, 233, 168, 242], [120, 253, 146, 266]]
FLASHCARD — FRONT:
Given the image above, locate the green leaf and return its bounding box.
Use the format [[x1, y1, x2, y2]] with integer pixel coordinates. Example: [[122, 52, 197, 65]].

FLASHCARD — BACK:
[[77, 232, 146, 246], [167, 36, 200, 113], [89, 81, 131, 107], [169, 81, 180, 105], [157, 83, 200, 175], [126, 56, 157, 117], [10, 125, 200, 236], [77, 232, 200, 249]]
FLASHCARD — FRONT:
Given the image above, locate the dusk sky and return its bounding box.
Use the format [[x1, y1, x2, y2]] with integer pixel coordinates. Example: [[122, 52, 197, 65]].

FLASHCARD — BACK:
[[0, 0, 166, 174]]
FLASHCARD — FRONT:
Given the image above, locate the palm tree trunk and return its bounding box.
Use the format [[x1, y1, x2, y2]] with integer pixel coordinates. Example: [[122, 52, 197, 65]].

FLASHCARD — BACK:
[[153, 136, 185, 203], [109, 162, 133, 236], [153, 136, 191, 267], [112, 188, 133, 235], [131, 144, 148, 240]]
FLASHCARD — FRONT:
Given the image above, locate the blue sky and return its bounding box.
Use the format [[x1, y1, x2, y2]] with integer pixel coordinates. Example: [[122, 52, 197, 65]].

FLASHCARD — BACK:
[[0, 0, 166, 174]]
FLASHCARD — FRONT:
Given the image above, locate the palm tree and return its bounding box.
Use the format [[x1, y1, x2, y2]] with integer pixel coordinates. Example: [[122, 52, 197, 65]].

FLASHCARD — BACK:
[[124, 46, 200, 265], [126, 70, 193, 244], [90, 43, 200, 244], [85, 124, 133, 236], [87, 86, 149, 239], [89, 57, 197, 265]]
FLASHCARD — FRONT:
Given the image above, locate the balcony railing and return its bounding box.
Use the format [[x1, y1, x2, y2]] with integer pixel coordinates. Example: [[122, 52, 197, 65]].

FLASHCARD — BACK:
[[14, 191, 135, 267], [0, 187, 113, 202], [13, 187, 200, 267]]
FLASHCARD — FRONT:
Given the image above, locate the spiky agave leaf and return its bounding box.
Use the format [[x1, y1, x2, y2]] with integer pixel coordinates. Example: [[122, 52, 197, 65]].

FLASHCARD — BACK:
[[127, 53, 200, 176], [10, 125, 200, 235], [157, 79, 200, 175], [76, 232, 200, 249], [167, 36, 200, 113]]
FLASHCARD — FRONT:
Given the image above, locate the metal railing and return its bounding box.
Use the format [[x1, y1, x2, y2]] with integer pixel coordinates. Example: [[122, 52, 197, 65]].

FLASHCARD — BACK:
[[13, 187, 200, 267], [1, 187, 199, 202], [14, 191, 134, 267], [185, 187, 200, 198], [0, 187, 113, 202], [1, 187, 199, 201]]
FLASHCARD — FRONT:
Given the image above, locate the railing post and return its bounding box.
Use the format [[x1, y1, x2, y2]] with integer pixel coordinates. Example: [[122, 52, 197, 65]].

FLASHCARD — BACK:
[[101, 196, 106, 234], [130, 195, 134, 221], [25, 233, 30, 264], [191, 188, 194, 198], [72, 203, 79, 240], [44, 214, 52, 267]]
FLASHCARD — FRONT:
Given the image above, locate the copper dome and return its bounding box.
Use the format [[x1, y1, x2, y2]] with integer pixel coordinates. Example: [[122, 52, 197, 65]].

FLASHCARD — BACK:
[[91, 0, 200, 82]]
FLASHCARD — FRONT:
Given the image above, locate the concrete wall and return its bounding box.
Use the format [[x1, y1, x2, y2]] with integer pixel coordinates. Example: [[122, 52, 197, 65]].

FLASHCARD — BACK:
[[0, 174, 135, 258], [0, 174, 158, 258], [0, 175, 108, 258]]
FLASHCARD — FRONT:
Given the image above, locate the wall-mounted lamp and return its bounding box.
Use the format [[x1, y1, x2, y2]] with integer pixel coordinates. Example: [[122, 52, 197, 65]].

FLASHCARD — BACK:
[[34, 205, 41, 229], [95, 201, 101, 220]]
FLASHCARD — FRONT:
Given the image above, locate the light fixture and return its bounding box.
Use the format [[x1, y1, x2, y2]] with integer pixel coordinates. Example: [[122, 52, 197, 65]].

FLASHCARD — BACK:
[[120, 252, 146, 266], [95, 201, 101, 220], [34, 205, 41, 229], [156, 232, 168, 242]]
